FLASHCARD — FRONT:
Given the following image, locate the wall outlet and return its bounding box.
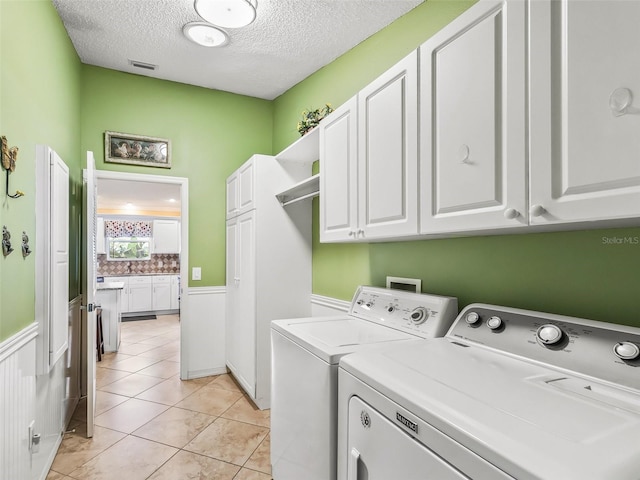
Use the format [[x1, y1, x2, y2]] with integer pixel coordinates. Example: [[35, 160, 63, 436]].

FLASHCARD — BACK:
[[171, 260, 177, 267], [158, 260, 163, 267], [192, 267, 201, 281]]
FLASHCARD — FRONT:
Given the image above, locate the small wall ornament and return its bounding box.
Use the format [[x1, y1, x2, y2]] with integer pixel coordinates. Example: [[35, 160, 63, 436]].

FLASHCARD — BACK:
[[22, 231, 32, 258], [2, 225, 14, 257], [1, 135, 24, 199]]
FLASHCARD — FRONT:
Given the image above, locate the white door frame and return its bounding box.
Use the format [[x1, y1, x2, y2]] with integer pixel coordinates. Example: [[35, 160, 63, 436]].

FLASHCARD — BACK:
[[95, 170, 189, 379]]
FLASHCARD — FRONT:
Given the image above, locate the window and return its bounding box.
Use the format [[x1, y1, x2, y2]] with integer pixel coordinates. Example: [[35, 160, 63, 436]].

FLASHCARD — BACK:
[[107, 237, 151, 260]]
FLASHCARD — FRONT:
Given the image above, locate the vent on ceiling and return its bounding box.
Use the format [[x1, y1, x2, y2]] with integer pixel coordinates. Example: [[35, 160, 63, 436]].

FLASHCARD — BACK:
[[129, 60, 158, 71]]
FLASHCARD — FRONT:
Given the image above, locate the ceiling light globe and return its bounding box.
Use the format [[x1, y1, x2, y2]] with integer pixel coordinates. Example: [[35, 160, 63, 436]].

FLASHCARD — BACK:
[[194, 0, 257, 28], [183, 22, 229, 47]]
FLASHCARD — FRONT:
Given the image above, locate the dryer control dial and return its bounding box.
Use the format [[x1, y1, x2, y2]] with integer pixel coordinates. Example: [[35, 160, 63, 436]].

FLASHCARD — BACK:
[[410, 307, 430, 325], [536, 324, 564, 346], [487, 316, 503, 330], [613, 342, 640, 361], [465, 312, 481, 325]]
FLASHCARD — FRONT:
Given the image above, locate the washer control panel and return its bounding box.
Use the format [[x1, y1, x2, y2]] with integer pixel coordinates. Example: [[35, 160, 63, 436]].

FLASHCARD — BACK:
[[448, 304, 640, 391], [350, 286, 458, 339]]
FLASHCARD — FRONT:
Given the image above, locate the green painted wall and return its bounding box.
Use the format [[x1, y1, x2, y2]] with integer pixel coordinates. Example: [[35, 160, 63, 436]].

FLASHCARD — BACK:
[[0, 0, 82, 341], [273, 0, 640, 327], [80, 66, 272, 287]]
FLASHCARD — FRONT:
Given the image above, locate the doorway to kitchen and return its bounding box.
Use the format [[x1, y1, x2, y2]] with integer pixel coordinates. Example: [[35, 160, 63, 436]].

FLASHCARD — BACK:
[[94, 170, 189, 379]]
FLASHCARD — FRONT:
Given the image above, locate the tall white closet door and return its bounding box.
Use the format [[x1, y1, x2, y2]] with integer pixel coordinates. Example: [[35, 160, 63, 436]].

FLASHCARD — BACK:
[[226, 211, 257, 398], [50, 150, 70, 367], [358, 51, 418, 239], [420, 0, 526, 234], [530, 0, 640, 224]]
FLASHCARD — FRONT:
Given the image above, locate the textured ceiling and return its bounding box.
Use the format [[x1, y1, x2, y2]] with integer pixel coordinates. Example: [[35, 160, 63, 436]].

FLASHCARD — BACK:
[[52, 0, 423, 100], [97, 178, 181, 214]]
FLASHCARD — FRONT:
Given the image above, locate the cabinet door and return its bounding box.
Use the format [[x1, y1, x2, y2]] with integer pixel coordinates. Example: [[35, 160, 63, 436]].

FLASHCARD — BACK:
[[153, 219, 180, 254], [153, 276, 172, 311], [128, 277, 153, 312], [358, 51, 419, 239], [320, 96, 358, 242], [530, 0, 640, 224], [170, 275, 180, 310], [225, 212, 256, 397], [226, 171, 239, 219], [237, 158, 255, 216], [420, 0, 526, 234], [107, 277, 129, 312]]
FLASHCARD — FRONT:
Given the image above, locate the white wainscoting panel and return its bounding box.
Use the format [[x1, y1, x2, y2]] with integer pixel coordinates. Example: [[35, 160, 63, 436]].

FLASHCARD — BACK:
[[0, 323, 37, 480], [184, 287, 227, 379], [311, 294, 350, 316]]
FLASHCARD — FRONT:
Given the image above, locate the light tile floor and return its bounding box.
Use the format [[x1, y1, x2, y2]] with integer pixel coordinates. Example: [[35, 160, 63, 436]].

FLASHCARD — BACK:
[[47, 314, 271, 480]]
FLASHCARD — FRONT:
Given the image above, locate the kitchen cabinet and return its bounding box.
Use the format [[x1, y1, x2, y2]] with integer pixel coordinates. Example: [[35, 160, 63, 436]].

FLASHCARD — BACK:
[[127, 276, 153, 313], [96, 283, 124, 352], [152, 275, 172, 311], [97, 217, 106, 254], [529, 0, 640, 225], [320, 51, 418, 242], [225, 154, 311, 409], [152, 219, 180, 254], [170, 274, 180, 310], [419, 0, 527, 234], [107, 276, 130, 312]]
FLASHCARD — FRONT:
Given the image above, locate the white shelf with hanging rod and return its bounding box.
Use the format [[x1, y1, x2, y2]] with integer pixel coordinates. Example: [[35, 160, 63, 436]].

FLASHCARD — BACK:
[[276, 174, 319, 206]]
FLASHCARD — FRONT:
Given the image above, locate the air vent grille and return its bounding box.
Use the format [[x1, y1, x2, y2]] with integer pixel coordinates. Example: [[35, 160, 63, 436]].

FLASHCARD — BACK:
[[129, 60, 157, 71]]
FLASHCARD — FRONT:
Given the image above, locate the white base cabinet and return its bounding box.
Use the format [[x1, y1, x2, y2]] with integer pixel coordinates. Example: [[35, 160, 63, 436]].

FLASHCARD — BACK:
[[226, 154, 312, 410], [152, 275, 172, 311], [103, 274, 179, 314], [96, 287, 122, 352]]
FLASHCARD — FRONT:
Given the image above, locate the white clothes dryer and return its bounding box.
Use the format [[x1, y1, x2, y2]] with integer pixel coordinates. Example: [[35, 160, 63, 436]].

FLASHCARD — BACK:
[[270, 286, 457, 480], [337, 304, 640, 480]]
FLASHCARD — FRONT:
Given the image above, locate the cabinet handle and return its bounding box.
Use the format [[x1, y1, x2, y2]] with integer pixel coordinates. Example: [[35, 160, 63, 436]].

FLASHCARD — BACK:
[[348, 447, 361, 480], [530, 204, 546, 217], [503, 208, 520, 220], [609, 87, 640, 116], [348, 231, 354, 237], [357, 229, 364, 237]]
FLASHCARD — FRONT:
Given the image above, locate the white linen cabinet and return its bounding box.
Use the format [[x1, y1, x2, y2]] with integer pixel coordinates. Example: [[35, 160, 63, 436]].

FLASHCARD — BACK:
[[529, 0, 640, 225], [320, 51, 419, 242], [419, 0, 527, 234], [225, 154, 311, 409]]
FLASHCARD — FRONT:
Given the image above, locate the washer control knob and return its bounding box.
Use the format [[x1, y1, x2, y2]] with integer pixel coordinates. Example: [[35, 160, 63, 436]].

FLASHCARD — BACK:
[[365, 303, 372, 308], [410, 307, 429, 325], [536, 324, 564, 345], [387, 305, 395, 313], [465, 312, 481, 325], [487, 316, 503, 330], [356, 300, 364, 305], [613, 342, 640, 361]]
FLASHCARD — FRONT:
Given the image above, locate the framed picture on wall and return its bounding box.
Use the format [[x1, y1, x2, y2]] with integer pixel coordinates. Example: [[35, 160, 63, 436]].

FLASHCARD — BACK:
[[104, 131, 171, 169]]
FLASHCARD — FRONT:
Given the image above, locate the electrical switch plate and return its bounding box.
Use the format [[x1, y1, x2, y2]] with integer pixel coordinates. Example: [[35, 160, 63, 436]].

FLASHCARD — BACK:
[[192, 267, 201, 281]]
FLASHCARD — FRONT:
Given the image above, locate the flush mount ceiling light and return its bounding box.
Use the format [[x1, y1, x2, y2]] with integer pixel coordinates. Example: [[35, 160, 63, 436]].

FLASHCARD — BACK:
[[194, 0, 257, 28], [183, 22, 229, 47]]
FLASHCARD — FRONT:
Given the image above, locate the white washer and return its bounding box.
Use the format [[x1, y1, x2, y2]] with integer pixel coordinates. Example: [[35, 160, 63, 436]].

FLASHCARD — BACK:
[[338, 304, 640, 480], [270, 286, 458, 480]]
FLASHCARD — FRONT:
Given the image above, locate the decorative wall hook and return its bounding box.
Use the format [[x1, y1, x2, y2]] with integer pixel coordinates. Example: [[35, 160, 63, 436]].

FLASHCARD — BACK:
[[1, 136, 24, 198], [21, 231, 32, 258], [2, 226, 14, 257]]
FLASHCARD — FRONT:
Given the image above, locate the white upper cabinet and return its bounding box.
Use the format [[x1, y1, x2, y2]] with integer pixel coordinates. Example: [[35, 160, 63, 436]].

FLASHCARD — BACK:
[[320, 96, 358, 242], [529, 0, 640, 225], [359, 50, 419, 239], [420, 0, 527, 234], [320, 51, 419, 242], [153, 219, 180, 254], [226, 158, 255, 219]]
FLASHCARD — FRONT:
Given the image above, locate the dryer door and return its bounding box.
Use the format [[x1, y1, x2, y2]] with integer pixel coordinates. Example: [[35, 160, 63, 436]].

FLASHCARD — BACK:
[[347, 396, 468, 479]]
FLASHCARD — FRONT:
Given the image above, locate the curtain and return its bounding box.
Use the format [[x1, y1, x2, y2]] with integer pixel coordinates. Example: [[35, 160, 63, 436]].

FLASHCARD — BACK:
[[104, 220, 152, 238]]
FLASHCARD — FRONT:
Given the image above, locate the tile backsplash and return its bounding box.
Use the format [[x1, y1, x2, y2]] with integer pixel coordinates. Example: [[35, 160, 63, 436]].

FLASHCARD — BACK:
[[98, 253, 180, 276]]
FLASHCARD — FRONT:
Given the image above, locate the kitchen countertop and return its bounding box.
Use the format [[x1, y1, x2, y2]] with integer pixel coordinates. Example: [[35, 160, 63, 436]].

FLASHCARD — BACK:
[[101, 273, 179, 277]]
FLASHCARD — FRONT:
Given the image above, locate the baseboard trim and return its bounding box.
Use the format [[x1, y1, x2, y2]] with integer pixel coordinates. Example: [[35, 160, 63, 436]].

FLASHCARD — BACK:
[[184, 366, 227, 379]]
